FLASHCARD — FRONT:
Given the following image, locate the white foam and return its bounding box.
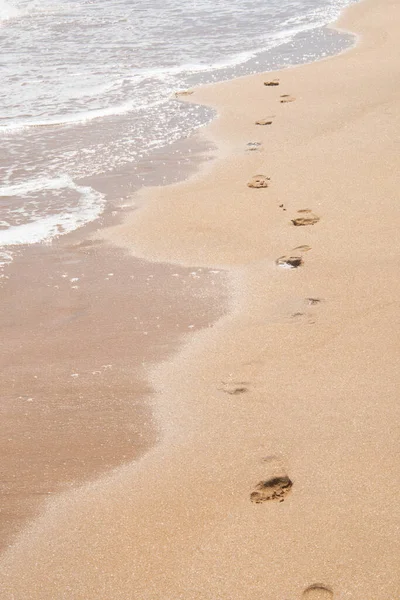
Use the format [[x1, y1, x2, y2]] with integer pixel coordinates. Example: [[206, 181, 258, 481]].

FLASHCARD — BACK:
[[0, 175, 105, 246], [0, 97, 168, 135], [0, 0, 20, 22], [0, 248, 13, 273], [0, 1, 353, 137]]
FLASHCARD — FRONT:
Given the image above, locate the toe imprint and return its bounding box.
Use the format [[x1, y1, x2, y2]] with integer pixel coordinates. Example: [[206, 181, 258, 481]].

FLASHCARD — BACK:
[[247, 174, 270, 188], [302, 584, 333, 600]]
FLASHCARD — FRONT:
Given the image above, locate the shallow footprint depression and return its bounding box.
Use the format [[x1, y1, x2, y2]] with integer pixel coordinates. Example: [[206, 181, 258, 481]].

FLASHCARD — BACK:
[[302, 584, 334, 600]]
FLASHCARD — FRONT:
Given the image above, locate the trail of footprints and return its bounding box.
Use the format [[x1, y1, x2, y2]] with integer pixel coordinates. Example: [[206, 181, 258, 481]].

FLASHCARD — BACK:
[[175, 81, 333, 599], [248, 84, 320, 270], [174, 80, 330, 599], [244, 78, 323, 518], [225, 78, 330, 596], [250, 77, 331, 600]]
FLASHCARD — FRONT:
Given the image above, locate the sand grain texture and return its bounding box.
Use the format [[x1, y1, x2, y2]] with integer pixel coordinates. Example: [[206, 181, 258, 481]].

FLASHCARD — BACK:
[[1, 0, 400, 598]]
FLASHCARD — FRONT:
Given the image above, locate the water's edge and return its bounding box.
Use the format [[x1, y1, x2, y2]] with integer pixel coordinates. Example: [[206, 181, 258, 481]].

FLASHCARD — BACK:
[[0, 7, 358, 277]]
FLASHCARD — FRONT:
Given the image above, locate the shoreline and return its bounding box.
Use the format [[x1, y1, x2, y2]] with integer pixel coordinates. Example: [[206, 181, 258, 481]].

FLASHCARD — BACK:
[[0, 2, 356, 279], [0, 1, 358, 547], [0, 136, 227, 551], [1, 0, 400, 597], [103, 0, 368, 269]]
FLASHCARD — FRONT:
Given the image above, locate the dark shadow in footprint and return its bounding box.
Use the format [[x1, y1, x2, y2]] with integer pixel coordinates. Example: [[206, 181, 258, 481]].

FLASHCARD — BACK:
[[276, 255, 303, 269], [250, 475, 293, 503], [255, 118, 273, 125], [306, 297, 322, 306], [264, 79, 279, 86], [247, 175, 270, 188], [302, 584, 333, 600], [291, 210, 320, 226], [280, 94, 296, 103]]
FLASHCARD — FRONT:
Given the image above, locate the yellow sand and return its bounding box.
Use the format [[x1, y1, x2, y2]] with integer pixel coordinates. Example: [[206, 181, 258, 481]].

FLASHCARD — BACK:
[[1, 0, 399, 597]]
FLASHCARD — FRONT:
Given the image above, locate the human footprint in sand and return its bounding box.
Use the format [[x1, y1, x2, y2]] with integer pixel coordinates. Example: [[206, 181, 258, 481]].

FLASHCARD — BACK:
[[302, 584, 334, 600], [250, 475, 293, 503], [247, 174, 270, 188], [291, 209, 320, 226], [280, 94, 296, 103]]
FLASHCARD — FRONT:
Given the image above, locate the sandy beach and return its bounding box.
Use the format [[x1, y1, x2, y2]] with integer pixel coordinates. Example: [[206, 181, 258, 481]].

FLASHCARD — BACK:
[[1, 0, 400, 597]]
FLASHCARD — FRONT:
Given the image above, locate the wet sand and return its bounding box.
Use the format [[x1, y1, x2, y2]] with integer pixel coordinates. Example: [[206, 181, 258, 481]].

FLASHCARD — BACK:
[[0, 238, 225, 551], [1, 0, 400, 598], [0, 241, 224, 551], [0, 137, 225, 551]]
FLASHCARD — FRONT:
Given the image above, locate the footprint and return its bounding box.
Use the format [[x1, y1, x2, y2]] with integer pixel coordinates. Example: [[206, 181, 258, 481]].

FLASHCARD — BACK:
[[247, 174, 270, 188], [250, 475, 293, 503], [291, 211, 320, 226], [246, 142, 263, 152], [264, 79, 279, 86], [276, 255, 303, 269], [306, 297, 322, 305], [292, 245, 311, 253], [280, 94, 296, 103], [251, 456, 292, 504], [218, 381, 249, 395], [302, 584, 333, 600], [255, 118, 273, 125]]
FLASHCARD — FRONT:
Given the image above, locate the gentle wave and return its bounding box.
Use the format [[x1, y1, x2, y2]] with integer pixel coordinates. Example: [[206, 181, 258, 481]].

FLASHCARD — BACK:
[[0, 11, 350, 135], [0, 175, 105, 246], [0, 0, 356, 278], [0, 97, 169, 135]]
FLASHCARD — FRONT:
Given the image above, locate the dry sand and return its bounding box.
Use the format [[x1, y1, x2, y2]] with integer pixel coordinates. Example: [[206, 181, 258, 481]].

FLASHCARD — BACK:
[[1, 0, 400, 597]]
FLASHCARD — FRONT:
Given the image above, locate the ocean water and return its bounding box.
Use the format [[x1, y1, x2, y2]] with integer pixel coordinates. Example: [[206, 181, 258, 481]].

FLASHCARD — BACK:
[[0, 0, 357, 274]]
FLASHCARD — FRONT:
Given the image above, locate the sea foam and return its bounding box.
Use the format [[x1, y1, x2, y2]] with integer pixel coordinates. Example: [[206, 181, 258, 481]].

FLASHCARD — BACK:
[[0, 176, 105, 246]]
